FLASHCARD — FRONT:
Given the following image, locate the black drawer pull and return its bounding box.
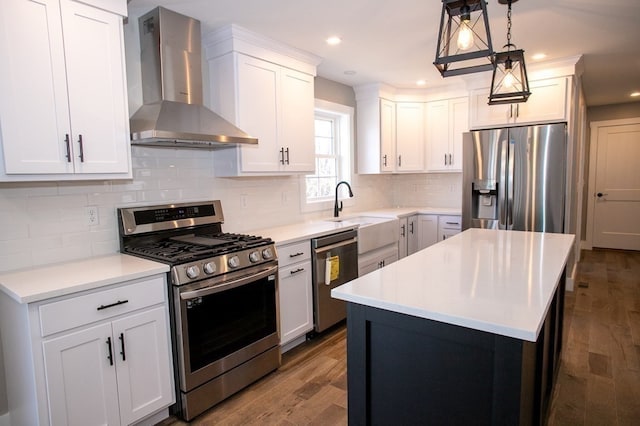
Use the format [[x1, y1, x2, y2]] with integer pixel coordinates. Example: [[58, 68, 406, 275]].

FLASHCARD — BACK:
[[289, 252, 304, 258], [290, 268, 305, 275], [97, 299, 129, 311], [445, 222, 460, 225]]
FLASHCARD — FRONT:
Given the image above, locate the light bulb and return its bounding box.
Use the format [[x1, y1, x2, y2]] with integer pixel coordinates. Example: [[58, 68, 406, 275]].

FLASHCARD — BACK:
[[457, 19, 474, 51], [503, 70, 515, 88]]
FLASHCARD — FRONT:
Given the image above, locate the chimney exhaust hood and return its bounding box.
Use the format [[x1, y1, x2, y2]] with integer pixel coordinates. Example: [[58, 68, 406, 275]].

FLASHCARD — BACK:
[[129, 7, 257, 148]]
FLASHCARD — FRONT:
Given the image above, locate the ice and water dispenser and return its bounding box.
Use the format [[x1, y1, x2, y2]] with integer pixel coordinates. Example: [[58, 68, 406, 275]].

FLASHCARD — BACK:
[[471, 181, 498, 221]]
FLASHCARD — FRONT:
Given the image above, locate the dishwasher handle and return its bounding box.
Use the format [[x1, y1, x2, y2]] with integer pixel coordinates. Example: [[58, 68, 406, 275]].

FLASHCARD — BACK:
[[312, 229, 358, 249], [314, 237, 357, 255]]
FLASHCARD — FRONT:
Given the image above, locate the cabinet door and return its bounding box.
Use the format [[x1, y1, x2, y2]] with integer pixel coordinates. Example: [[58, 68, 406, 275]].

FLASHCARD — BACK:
[[407, 215, 420, 255], [469, 90, 513, 129], [425, 100, 450, 171], [43, 322, 120, 426], [112, 306, 174, 426], [419, 215, 438, 250], [396, 102, 425, 172], [448, 97, 468, 170], [280, 68, 315, 172], [0, 0, 73, 174], [398, 218, 408, 259], [236, 54, 280, 172], [515, 77, 567, 123], [61, 0, 129, 174], [278, 260, 313, 345], [379, 99, 396, 172]]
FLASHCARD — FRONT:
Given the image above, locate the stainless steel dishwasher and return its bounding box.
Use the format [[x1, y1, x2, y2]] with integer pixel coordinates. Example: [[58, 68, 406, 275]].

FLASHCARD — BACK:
[[311, 229, 358, 333]]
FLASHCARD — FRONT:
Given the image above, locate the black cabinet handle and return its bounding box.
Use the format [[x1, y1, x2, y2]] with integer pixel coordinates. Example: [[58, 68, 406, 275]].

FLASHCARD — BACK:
[[285, 147, 290, 165], [409, 222, 414, 234], [77, 134, 85, 162], [445, 222, 460, 225], [119, 332, 126, 361], [279, 147, 285, 164], [290, 267, 305, 275], [97, 299, 129, 311], [401, 224, 406, 237], [64, 134, 71, 162], [383, 154, 387, 167], [289, 252, 304, 258], [106, 337, 113, 366], [398, 155, 402, 167]]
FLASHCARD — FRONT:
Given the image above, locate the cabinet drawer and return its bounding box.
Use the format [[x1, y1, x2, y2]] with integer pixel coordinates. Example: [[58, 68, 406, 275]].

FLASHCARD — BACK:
[[39, 276, 166, 337], [277, 240, 311, 267], [438, 215, 462, 230]]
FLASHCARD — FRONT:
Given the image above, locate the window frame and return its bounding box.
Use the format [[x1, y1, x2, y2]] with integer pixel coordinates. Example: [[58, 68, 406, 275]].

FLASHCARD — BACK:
[[300, 99, 354, 213]]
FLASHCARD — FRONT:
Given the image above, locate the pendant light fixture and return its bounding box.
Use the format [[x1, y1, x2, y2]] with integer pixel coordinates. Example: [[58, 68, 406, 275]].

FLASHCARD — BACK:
[[488, 0, 530, 104], [434, 0, 494, 77]]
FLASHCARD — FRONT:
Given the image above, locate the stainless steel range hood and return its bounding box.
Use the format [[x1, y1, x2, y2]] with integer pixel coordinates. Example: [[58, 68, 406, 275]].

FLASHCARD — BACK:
[[129, 7, 257, 148]]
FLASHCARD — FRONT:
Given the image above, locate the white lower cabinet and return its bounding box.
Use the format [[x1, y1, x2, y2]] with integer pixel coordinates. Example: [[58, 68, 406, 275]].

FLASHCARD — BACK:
[[438, 215, 462, 242], [277, 240, 313, 352], [398, 215, 420, 259], [418, 214, 438, 250], [0, 275, 174, 426], [358, 244, 398, 276]]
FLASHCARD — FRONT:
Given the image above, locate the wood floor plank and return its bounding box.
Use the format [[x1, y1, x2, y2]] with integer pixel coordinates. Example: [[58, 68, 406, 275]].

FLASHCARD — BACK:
[[585, 375, 617, 426]]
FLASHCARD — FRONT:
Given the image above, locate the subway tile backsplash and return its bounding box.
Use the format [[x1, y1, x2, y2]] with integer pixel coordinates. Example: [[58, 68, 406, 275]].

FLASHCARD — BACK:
[[0, 147, 461, 272]]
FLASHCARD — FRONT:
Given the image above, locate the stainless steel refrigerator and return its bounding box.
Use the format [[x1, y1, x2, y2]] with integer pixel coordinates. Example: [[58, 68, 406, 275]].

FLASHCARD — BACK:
[[461, 123, 566, 233]]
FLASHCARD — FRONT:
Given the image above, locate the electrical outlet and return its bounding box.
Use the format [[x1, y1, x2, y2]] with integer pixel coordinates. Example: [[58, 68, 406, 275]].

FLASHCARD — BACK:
[[86, 206, 99, 225]]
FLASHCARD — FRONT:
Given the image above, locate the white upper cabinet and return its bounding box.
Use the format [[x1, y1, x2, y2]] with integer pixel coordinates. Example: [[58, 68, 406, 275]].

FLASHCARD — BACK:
[[355, 85, 426, 174], [205, 25, 320, 176], [0, 0, 131, 181], [470, 76, 568, 129], [396, 102, 425, 172], [425, 97, 468, 172]]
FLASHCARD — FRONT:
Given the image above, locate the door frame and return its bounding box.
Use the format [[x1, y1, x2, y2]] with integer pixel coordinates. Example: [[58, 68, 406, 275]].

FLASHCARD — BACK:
[[584, 117, 640, 249]]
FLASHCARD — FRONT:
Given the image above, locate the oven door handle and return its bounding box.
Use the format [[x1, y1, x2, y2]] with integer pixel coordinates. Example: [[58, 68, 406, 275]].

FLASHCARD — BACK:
[[179, 264, 278, 300]]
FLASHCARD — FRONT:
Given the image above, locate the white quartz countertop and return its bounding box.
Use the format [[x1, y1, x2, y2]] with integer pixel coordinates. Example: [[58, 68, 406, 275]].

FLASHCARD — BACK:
[[251, 206, 461, 246], [331, 228, 575, 341], [0, 254, 169, 304]]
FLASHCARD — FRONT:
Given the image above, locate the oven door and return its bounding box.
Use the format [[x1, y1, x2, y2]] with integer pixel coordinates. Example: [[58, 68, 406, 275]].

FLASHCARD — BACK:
[[174, 263, 279, 391]]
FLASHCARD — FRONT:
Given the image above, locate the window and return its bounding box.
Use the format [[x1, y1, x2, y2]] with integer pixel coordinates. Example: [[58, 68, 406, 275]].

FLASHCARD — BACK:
[[302, 100, 353, 211]]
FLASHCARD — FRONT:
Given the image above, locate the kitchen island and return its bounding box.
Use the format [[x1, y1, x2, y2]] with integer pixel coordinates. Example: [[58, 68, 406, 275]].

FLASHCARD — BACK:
[[331, 228, 574, 425]]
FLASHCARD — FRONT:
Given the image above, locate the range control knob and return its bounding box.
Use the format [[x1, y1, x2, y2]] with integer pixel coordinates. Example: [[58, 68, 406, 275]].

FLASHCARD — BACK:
[[203, 262, 217, 275], [249, 251, 261, 263], [228, 255, 240, 268], [185, 265, 200, 279], [262, 247, 274, 260]]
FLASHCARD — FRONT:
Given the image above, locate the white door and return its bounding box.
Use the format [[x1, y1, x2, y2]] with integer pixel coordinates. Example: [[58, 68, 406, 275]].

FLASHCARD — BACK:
[[379, 99, 396, 172], [0, 0, 73, 174], [418, 215, 438, 250], [112, 307, 174, 426], [278, 261, 313, 345], [42, 323, 120, 426], [425, 100, 450, 171], [591, 122, 640, 250], [280, 68, 315, 172], [396, 102, 425, 172], [237, 54, 280, 172], [61, 0, 130, 174]]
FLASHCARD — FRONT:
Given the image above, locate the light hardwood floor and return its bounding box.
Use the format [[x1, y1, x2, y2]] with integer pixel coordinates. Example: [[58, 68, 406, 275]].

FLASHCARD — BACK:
[[165, 249, 640, 425]]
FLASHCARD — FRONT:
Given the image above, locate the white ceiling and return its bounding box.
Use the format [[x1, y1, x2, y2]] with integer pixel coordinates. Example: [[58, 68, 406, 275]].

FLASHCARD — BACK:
[[127, 0, 640, 107]]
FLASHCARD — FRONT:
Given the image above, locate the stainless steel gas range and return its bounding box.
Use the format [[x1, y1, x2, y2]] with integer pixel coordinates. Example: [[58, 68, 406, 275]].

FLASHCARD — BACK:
[[118, 200, 280, 421]]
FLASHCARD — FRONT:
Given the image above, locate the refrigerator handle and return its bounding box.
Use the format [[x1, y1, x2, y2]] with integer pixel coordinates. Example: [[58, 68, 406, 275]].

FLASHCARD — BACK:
[[507, 140, 515, 229], [499, 138, 508, 228]]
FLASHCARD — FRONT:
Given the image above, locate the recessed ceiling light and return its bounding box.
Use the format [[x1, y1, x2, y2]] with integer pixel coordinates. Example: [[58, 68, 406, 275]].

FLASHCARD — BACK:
[[531, 53, 547, 61], [326, 36, 342, 46], [416, 80, 426, 86], [344, 70, 357, 75], [631, 91, 640, 97]]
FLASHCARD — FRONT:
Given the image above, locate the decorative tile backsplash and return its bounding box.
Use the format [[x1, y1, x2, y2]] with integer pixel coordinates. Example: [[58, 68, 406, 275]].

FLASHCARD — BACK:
[[0, 147, 461, 272]]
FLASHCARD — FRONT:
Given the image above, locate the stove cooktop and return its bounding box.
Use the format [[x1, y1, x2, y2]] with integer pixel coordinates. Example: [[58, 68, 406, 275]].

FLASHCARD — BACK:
[[124, 232, 272, 264]]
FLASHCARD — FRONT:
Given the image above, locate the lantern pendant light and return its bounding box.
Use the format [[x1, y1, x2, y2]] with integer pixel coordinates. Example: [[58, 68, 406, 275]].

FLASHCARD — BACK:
[[434, 0, 494, 77], [488, 0, 531, 104]]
